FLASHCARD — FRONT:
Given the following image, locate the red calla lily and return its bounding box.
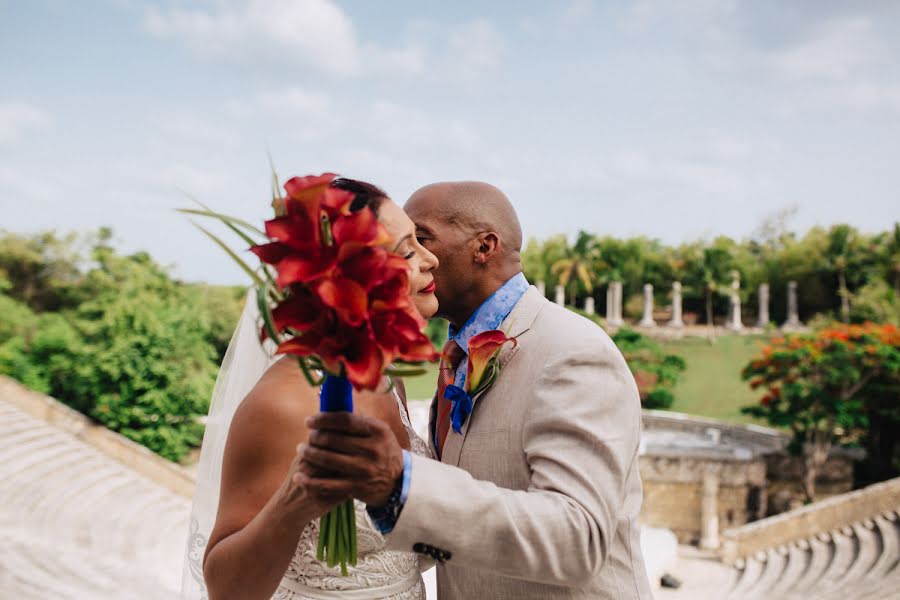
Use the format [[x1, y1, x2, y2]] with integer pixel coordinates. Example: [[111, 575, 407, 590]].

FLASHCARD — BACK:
[[466, 330, 517, 394], [247, 172, 438, 390], [316, 278, 368, 327]]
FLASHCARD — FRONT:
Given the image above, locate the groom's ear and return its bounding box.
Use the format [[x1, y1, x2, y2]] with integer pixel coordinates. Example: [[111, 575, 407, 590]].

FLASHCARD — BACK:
[[473, 232, 501, 265]]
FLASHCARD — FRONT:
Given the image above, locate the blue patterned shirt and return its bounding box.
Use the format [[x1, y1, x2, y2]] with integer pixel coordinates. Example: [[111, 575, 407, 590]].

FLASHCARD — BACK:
[[447, 271, 531, 392]]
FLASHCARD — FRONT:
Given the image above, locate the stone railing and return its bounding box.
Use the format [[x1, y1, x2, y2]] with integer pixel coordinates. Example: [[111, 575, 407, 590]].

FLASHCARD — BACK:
[[642, 409, 789, 454], [719, 476, 900, 564], [0, 375, 196, 498]]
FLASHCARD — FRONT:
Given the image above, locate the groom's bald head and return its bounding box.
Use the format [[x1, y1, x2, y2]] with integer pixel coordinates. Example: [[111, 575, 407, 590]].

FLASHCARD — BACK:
[[404, 181, 524, 327], [407, 181, 523, 253]]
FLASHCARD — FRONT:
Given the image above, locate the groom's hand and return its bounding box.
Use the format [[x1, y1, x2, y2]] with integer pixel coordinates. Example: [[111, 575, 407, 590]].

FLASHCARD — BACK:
[[301, 412, 404, 507]]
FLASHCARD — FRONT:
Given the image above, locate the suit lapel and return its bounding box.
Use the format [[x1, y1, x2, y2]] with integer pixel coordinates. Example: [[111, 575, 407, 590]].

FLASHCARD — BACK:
[[440, 286, 547, 466]]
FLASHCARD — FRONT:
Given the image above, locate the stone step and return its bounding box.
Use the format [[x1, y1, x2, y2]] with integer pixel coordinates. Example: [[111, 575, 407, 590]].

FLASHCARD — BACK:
[[840, 521, 881, 583], [749, 547, 787, 599], [0, 398, 190, 599], [767, 542, 809, 597], [789, 535, 834, 593], [867, 513, 900, 579]]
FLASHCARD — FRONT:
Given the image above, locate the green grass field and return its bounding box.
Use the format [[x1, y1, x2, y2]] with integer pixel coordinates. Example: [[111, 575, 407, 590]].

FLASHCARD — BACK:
[[404, 362, 441, 400], [403, 333, 770, 425], [660, 334, 768, 424]]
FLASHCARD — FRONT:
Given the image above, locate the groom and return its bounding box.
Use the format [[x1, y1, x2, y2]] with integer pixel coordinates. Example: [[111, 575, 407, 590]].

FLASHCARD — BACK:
[[303, 182, 652, 599]]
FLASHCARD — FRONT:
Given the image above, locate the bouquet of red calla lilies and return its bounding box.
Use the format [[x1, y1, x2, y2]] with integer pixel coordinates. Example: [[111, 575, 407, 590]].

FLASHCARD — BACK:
[[180, 172, 438, 575]]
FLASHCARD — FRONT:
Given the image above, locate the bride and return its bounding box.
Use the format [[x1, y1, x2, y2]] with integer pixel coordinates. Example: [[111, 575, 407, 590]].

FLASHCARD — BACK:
[[180, 178, 440, 600]]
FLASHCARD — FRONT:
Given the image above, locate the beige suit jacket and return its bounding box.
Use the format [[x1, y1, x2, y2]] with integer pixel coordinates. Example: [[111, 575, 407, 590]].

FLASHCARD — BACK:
[[387, 286, 652, 599]]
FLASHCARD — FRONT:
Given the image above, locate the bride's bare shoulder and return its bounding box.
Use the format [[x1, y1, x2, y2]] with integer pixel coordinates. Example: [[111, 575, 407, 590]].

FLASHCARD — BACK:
[[228, 357, 318, 452]]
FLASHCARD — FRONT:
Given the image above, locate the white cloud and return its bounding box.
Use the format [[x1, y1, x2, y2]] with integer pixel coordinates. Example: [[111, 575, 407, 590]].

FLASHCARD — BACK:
[[145, 0, 361, 74], [0, 102, 51, 145], [447, 20, 506, 77], [144, 0, 424, 76], [367, 101, 479, 151], [624, 0, 737, 30], [224, 87, 339, 141], [768, 17, 883, 81], [561, 0, 594, 26], [228, 87, 331, 116], [840, 82, 900, 113], [157, 112, 240, 149]]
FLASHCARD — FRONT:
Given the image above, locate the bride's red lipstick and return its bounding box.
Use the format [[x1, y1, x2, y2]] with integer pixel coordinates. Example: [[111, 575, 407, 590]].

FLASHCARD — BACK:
[[420, 281, 436, 294]]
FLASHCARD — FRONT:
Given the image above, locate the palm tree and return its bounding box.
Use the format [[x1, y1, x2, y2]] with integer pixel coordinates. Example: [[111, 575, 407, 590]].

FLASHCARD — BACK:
[[551, 231, 598, 306], [883, 223, 900, 296], [825, 225, 854, 322], [686, 245, 734, 342]]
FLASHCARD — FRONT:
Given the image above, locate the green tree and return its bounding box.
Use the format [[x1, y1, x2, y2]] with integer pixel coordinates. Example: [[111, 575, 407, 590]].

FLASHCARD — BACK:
[[551, 231, 598, 305], [0, 229, 226, 463], [877, 223, 900, 296], [521, 234, 569, 295], [0, 229, 84, 311], [742, 323, 900, 500], [682, 241, 736, 336], [824, 225, 856, 322]]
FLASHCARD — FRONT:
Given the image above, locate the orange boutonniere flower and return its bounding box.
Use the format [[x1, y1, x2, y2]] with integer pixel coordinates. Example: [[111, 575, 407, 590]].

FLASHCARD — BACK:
[[444, 329, 517, 433]]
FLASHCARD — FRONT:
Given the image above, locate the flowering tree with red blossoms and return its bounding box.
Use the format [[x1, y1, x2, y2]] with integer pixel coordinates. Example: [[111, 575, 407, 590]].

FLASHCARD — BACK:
[[742, 323, 900, 502]]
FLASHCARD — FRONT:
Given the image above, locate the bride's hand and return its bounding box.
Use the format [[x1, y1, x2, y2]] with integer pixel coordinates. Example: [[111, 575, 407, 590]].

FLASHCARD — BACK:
[[278, 442, 349, 521]]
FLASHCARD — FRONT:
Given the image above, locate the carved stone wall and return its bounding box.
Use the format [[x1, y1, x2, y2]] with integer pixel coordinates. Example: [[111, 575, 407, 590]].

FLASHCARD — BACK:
[[637, 411, 859, 545], [639, 454, 768, 543]]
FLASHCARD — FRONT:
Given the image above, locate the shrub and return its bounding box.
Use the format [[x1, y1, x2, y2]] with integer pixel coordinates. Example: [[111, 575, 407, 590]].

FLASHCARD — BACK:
[[612, 328, 686, 409]]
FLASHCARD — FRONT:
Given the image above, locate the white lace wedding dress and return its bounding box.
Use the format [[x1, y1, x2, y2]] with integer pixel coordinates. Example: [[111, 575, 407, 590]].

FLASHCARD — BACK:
[[272, 388, 430, 600]]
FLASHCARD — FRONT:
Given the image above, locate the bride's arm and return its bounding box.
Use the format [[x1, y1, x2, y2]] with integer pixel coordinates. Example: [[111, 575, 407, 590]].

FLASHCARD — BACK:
[[202, 362, 341, 600]]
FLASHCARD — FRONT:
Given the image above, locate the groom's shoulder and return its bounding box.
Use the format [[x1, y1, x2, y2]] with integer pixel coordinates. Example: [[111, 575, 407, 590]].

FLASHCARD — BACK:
[[526, 297, 617, 354]]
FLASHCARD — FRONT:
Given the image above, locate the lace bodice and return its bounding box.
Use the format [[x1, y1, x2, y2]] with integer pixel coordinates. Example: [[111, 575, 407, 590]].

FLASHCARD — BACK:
[[272, 388, 431, 600]]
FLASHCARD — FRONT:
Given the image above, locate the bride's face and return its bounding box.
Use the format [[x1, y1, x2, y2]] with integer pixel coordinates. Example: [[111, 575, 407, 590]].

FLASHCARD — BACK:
[[377, 199, 440, 319]]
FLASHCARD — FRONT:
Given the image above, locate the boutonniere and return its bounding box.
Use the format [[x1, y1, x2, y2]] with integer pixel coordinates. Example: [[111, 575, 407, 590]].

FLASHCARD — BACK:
[[443, 330, 517, 433]]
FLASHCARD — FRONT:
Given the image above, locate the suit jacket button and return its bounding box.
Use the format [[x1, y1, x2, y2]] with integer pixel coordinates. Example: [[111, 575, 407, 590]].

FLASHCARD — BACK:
[[413, 543, 425, 553]]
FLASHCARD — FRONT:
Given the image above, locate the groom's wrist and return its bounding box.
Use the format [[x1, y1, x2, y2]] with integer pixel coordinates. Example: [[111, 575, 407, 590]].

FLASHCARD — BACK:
[[366, 449, 411, 534]]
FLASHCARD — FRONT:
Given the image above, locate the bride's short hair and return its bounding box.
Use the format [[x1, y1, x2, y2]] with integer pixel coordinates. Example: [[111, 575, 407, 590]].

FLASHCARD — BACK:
[[331, 177, 388, 216]]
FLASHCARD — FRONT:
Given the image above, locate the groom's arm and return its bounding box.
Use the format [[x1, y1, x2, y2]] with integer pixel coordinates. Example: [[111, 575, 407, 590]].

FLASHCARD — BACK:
[[384, 344, 642, 585], [303, 341, 643, 587]]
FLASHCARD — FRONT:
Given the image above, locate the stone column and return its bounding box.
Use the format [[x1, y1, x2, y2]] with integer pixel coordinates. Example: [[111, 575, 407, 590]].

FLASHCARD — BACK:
[[725, 274, 743, 331], [700, 466, 721, 550], [757, 283, 770, 328], [536, 280, 546, 298], [584, 296, 595, 315], [608, 282, 624, 326], [616, 282, 624, 325], [668, 281, 684, 328], [606, 285, 615, 324], [554, 285, 565, 306], [639, 283, 656, 327], [783, 280, 802, 329]]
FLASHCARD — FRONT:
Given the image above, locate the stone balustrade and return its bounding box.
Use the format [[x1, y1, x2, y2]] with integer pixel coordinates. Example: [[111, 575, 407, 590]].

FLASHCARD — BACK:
[[720, 476, 900, 564]]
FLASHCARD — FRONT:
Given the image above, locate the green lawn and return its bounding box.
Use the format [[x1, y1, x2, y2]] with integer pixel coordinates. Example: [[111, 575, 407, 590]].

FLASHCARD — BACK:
[[403, 333, 771, 425], [404, 362, 441, 400], [660, 334, 768, 424]]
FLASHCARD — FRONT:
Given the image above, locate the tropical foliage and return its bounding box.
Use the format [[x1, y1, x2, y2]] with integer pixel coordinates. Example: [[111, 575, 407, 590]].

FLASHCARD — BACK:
[[522, 222, 900, 326], [611, 328, 687, 410], [0, 229, 243, 462], [741, 323, 900, 500]]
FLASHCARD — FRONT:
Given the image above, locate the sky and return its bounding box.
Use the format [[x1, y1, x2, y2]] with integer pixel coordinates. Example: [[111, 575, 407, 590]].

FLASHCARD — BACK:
[[2, 0, 899, 284]]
